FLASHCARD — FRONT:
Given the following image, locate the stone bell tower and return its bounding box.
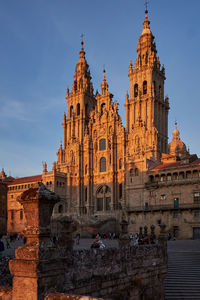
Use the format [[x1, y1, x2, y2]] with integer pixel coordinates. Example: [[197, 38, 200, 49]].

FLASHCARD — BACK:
[[125, 8, 169, 163], [62, 40, 96, 149]]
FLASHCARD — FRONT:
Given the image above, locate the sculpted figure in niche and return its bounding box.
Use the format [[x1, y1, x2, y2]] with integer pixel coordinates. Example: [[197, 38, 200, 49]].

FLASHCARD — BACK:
[[135, 135, 140, 148], [70, 150, 75, 163]]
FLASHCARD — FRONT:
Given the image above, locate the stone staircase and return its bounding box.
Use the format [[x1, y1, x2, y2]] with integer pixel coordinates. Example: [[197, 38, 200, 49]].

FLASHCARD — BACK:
[[165, 250, 200, 299]]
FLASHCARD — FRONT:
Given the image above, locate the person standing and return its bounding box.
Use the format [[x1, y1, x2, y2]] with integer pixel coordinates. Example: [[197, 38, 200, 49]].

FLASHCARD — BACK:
[[6, 236, 11, 249], [75, 233, 80, 245], [0, 236, 5, 258]]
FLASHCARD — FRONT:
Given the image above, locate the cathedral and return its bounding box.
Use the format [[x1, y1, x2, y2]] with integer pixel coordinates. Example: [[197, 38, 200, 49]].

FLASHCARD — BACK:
[[3, 9, 200, 239]]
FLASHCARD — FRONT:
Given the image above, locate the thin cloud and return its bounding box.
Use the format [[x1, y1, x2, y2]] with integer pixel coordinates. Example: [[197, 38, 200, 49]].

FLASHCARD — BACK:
[[0, 98, 33, 122]]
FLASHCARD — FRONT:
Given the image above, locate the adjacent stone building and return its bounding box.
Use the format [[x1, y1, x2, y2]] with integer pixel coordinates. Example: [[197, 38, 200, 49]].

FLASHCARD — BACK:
[[5, 174, 42, 234], [0, 169, 7, 235], [4, 10, 200, 239]]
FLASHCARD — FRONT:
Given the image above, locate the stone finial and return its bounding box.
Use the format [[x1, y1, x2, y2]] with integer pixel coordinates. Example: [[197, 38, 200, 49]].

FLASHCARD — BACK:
[[43, 161, 47, 173], [101, 68, 109, 95], [9, 184, 67, 300], [126, 91, 129, 103], [129, 60, 133, 74], [119, 220, 129, 247], [0, 168, 6, 179], [14, 183, 59, 260], [144, 225, 148, 237], [150, 224, 156, 244]]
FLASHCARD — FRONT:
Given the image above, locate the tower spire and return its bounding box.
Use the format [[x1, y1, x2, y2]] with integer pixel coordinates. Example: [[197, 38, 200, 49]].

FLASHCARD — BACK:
[[101, 67, 109, 95], [79, 33, 85, 59], [144, 0, 149, 16]]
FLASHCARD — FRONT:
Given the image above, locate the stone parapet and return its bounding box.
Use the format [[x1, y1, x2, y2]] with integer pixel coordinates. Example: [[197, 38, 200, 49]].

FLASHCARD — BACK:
[[45, 293, 105, 300], [0, 183, 167, 300], [61, 244, 167, 299]]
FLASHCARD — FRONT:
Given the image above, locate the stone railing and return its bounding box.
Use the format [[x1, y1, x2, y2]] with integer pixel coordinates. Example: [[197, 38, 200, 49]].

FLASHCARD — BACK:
[[127, 202, 200, 212], [0, 183, 168, 300]]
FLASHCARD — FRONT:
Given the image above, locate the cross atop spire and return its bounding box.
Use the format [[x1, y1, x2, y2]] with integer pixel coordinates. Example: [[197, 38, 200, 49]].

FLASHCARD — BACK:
[[80, 33, 84, 51], [144, 0, 149, 16], [101, 67, 109, 95]]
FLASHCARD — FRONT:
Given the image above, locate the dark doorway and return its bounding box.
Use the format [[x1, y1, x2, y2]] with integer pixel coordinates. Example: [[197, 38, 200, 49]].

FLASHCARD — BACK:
[[173, 226, 179, 238], [193, 227, 200, 239]]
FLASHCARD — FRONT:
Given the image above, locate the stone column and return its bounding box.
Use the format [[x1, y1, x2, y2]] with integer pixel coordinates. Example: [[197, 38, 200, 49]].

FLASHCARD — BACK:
[[9, 183, 66, 300], [119, 220, 129, 247]]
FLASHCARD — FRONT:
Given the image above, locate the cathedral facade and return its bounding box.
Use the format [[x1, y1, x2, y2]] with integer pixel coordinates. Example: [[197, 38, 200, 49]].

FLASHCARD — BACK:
[[4, 10, 200, 239]]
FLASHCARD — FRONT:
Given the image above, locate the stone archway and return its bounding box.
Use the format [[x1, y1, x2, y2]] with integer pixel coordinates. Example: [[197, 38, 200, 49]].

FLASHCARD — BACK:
[[96, 185, 111, 212]]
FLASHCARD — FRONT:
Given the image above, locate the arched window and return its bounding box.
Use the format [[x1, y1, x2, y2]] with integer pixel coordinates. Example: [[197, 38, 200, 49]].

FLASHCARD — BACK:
[[143, 81, 147, 95], [130, 169, 134, 176], [85, 187, 87, 202], [134, 84, 138, 97], [135, 168, 139, 176], [70, 105, 73, 117], [96, 185, 111, 211], [100, 157, 106, 172], [85, 164, 87, 175], [85, 104, 88, 117], [101, 103, 106, 114], [58, 204, 63, 214], [99, 138, 106, 151], [119, 158, 122, 169], [153, 81, 156, 96], [79, 78, 83, 90], [77, 103, 80, 116], [159, 85, 161, 98], [119, 183, 122, 199]]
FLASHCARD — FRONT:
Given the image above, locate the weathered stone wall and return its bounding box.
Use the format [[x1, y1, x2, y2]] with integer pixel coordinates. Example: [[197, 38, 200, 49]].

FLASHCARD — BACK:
[[61, 245, 166, 300], [0, 243, 167, 300], [0, 184, 167, 300]]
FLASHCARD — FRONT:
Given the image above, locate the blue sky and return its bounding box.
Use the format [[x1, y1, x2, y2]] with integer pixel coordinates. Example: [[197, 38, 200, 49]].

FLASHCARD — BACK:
[[0, 0, 200, 177]]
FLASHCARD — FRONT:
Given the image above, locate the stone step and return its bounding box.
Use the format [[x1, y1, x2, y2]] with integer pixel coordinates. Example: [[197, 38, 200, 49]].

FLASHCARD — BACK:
[[166, 280, 200, 284], [165, 250, 200, 300]]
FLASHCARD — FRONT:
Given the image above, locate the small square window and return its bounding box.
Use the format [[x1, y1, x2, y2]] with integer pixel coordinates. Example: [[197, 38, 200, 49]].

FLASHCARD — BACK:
[[194, 211, 199, 219], [194, 192, 200, 203]]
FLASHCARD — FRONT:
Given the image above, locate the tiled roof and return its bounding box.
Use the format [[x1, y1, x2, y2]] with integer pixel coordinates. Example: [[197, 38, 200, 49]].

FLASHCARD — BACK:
[[151, 158, 200, 171], [8, 175, 42, 185], [2, 176, 15, 184]]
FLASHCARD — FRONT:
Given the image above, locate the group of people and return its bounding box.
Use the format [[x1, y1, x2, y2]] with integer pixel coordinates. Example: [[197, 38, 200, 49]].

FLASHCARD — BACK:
[[92, 232, 119, 239], [129, 232, 156, 245], [0, 233, 27, 258], [91, 235, 106, 249]]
